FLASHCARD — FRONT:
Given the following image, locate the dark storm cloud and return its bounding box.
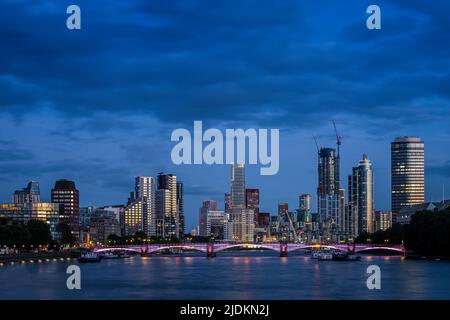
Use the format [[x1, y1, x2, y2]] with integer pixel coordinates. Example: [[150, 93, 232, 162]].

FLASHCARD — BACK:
[[1, 0, 449, 128], [1, 0, 450, 228]]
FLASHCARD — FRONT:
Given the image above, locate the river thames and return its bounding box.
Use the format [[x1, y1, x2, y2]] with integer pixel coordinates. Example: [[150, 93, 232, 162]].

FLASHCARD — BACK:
[[1, 252, 449, 300]]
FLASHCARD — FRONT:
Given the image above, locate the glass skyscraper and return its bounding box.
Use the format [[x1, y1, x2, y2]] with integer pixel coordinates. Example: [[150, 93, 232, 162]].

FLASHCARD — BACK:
[[348, 154, 374, 235], [317, 147, 341, 239], [231, 164, 245, 208], [157, 173, 179, 239], [391, 137, 425, 216]]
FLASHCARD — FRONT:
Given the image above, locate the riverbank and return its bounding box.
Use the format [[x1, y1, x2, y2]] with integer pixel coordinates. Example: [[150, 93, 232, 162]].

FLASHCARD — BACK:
[[405, 254, 450, 261], [0, 251, 72, 265]]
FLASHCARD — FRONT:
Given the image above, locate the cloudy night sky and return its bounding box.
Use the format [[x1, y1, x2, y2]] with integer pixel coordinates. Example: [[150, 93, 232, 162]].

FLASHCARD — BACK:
[[1, 0, 449, 231]]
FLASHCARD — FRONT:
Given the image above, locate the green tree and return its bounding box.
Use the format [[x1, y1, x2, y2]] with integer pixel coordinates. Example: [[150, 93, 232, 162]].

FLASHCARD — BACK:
[[405, 209, 450, 257], [0, 224, 30, 247], [56, 222, 76, 245], [27, 220, 52, 247]]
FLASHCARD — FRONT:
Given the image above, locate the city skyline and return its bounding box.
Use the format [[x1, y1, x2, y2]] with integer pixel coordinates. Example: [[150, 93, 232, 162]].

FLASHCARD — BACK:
[[1, 1, 450, 232], [0, 133, 447, 232], [0, 132, 438, 237]]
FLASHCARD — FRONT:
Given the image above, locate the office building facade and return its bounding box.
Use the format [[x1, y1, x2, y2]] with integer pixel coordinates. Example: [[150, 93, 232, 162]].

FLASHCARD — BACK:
[[51, 179, 80, 239], [391, 136, 425, 216], [348, 154, 374, 235], [245, 188, 260, 225]]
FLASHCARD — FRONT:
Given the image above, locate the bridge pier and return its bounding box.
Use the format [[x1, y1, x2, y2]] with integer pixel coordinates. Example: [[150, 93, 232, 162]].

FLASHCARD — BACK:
[[347, 243, 355, 254], [206, 243, 216, 258], [280, 243, 288, 257]]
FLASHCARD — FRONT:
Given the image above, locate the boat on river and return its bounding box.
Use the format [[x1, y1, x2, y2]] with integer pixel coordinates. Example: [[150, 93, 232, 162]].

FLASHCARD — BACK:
[[317, 251, 361, 261], [78, 252, 101, 263]]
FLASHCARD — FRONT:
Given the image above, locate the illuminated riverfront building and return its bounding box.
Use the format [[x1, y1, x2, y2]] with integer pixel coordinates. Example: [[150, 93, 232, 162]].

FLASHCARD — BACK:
[[157, 173, 179, 239], [298, 194, 312, 223], [348, 154, 374, 235], [51, 179, 80, 239], [0, 202, 60, 238], [317, 147, 341, 239], [13, 181, 40, 204], [226, 164, 254, 242], [198, 200, 218, 237], [206, 210, 227, 240], [124, 198, 145, 236], [391, 137, 425, 218], [374, 210, 392, 232], [245, 188, 260, 225], [231, 164, 245, 208], [134, 176, 154, 237], [90, 216, 121, 244]]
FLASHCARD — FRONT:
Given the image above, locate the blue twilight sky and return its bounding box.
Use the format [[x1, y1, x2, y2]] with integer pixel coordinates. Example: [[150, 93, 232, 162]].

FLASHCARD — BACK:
[[1, 0, 450, 231]]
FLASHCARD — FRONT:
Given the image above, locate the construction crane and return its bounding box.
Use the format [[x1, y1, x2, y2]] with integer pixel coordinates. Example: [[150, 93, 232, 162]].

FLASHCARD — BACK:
[[312, 134, 320, 154], [332, 120, 342, 157]]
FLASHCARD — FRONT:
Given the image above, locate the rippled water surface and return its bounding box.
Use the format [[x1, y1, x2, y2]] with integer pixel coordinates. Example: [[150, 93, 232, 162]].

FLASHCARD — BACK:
[[1, 252, 449, 299]]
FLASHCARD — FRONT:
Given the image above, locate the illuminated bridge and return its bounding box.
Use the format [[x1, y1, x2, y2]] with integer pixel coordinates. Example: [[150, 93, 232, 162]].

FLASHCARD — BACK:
[[93, 242, 405, 257]]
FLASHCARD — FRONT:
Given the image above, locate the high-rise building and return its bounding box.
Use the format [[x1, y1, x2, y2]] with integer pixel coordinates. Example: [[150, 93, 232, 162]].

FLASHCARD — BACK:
[[317, 147, 341, 237], [226, 164, 254, 242], [13, 181, 40, 204], [177, 181, 184, 239], [156, 173, 179, 239], [391, 136, 425, 217], [51, 179, 80, 239], [134, 176, 154, 237], [198, 200, 218, 237], [348, 154, 374, 235], [231, 164, 245, 208], [299, 194, 312, 223], [245, 188, 260, 225]]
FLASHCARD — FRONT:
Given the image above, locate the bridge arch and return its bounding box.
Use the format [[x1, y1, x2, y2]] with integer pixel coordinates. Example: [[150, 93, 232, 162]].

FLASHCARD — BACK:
[[214, 243, 280, 253], [355, 246, 405, 254], [147, 245, 207, 254], [94, 247, 142, 253]]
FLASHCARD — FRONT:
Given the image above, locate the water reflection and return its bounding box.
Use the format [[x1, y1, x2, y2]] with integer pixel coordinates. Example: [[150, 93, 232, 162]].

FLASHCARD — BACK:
[[0, 252, 449, 300]]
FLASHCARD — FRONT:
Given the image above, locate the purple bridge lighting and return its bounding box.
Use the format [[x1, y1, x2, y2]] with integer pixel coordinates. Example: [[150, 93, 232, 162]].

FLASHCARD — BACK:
[[93, 242, 405, 257]]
